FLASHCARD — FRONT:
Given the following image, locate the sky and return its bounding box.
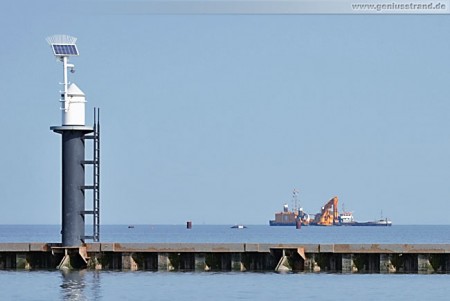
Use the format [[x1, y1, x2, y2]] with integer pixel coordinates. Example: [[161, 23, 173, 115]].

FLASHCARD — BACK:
[[1, 1, 450, 225]]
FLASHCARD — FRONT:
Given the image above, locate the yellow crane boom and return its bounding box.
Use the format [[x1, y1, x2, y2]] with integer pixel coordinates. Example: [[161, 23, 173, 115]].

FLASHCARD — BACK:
[[316, 196, 339, 226]]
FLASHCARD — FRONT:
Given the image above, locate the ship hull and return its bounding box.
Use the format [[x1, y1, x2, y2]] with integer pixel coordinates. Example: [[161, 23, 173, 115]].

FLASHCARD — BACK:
[[269, 221, 392, 226], [338, 221, 392, 226], [269, 220, 296, 226]]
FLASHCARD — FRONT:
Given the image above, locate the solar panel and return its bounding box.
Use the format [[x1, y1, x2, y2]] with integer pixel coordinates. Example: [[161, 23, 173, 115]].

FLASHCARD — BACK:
[[52, 44, 79, 56]]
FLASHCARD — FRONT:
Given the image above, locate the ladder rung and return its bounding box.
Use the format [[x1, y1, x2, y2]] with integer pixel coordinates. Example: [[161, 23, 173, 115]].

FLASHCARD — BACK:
[[81, 160, 98, 165], [84, 115, 100, 242], [80, 185, 97, 190]]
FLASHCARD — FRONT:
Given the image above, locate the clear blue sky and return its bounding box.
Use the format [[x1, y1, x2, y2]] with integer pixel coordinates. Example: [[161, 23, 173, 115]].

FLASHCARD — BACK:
[[1, 1, 450, 225]]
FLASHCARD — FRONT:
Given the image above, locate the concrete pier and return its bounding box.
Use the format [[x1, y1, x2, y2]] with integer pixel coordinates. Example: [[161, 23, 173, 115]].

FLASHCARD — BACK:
[[1, 243, 450, 273]]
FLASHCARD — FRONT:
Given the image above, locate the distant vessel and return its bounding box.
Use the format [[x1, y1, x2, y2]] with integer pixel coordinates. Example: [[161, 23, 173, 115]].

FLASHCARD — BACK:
[[269, 193, 392, 227], [269, 190, 303, 226], [231, 225, 247, 229], [354, 219, 392, 226], [337, 211, 392, 226], [269, 204, 298, 226], [338, 211, 355, 224]]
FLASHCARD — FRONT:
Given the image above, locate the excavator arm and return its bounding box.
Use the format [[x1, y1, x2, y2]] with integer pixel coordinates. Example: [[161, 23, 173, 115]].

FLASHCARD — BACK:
[[317, 197, 339, 226]]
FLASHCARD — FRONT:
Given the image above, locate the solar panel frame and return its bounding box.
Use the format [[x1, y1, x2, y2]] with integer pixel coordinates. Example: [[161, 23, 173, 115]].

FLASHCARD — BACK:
[[51, 44, 79, 56]]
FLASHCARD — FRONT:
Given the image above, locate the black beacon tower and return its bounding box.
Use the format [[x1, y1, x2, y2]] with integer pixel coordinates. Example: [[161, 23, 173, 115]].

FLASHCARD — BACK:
[[47, 35, 100, 247]]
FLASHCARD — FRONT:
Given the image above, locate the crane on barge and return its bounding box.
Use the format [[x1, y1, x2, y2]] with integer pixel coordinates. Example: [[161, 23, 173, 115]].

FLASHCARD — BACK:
[[312, 196, 339, 226], [269, 193, 392, 226]]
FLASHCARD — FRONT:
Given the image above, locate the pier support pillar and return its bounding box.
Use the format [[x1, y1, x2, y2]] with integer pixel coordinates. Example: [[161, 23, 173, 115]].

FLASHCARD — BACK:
[[445, 255, 450, 272], [54, 247, 88, 270], [220, 253, 231, 271], [181, 253, 195, 270], [205, 253, 223, 271], [195, 253, 207, 271], [231, 253, 245, 271], [380, 254, 396, 273], [367, 254, 380, 273], [158, 253, 173, 271], [16, 254, 31, 270], [0, 253, 15, 269], [328, 254, 341, 272], [418, 254, 433, 273], [341, 254, 355, 273], [122, 253, 138, 270], [88, 253, 103, 270], [275, 255, 291, 272], [398, 254, 418, 273], [133, 253, 158, 270], [304, 254, 320, 272], [111, 254, 121, 269]]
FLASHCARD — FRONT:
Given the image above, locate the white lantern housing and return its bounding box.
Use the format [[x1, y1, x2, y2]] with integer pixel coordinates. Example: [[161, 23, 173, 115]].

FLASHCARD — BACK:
[[63, 83, 86, 126]]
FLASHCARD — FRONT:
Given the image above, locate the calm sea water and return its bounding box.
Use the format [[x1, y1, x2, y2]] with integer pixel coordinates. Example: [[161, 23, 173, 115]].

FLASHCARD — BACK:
[[1, 225, 450, 300], [1, 224, 450, 243], [1, 270, 449, 301]]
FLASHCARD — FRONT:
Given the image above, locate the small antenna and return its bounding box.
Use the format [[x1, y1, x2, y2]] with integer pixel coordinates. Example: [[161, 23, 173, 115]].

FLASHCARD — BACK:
[[292, 188, 299, 211], [46, 34, 77, 46]]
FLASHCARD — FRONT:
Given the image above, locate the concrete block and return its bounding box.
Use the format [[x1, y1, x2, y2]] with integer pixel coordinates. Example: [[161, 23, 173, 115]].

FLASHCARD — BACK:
[[16, 254, 31, 269], [122, 253, 138, 270], [0, 243, 30, 252], [57, 255, 72, 270], [341, 254, 354, 273], [275, 256, 291, 272], [88, 253, 103, 270], [86, 243, 101, 252], [304, 254, 320, 272], [100, 243, 114, 252], [231, 253, 245, 271], [29, 243, 48, 252], [319, 244, 335, 253], [418, 254, 433, 273], [380, 254, 395, 273], [158, 253, 173, 271], [245, 244, 260, 252]]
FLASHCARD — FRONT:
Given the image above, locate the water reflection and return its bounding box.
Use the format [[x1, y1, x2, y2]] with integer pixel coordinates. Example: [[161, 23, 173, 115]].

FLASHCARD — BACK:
[[60, 270, 101, 301]]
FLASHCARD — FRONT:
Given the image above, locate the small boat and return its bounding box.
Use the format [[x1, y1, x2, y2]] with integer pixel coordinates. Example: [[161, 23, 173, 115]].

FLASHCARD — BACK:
[[231, 225, 247, 229], [128, 225, 135, 229]]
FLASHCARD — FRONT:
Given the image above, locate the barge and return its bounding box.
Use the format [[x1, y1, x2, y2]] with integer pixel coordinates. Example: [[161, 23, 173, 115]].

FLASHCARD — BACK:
[[269, 195, 392, 227]]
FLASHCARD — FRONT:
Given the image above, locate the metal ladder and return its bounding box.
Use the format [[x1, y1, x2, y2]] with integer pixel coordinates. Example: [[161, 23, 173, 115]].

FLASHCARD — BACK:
[[82, 108, 101, 242]]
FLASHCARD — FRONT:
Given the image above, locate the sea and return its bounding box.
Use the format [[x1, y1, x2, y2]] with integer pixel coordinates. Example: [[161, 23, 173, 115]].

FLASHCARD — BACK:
[[1, 224, 450, 300]]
